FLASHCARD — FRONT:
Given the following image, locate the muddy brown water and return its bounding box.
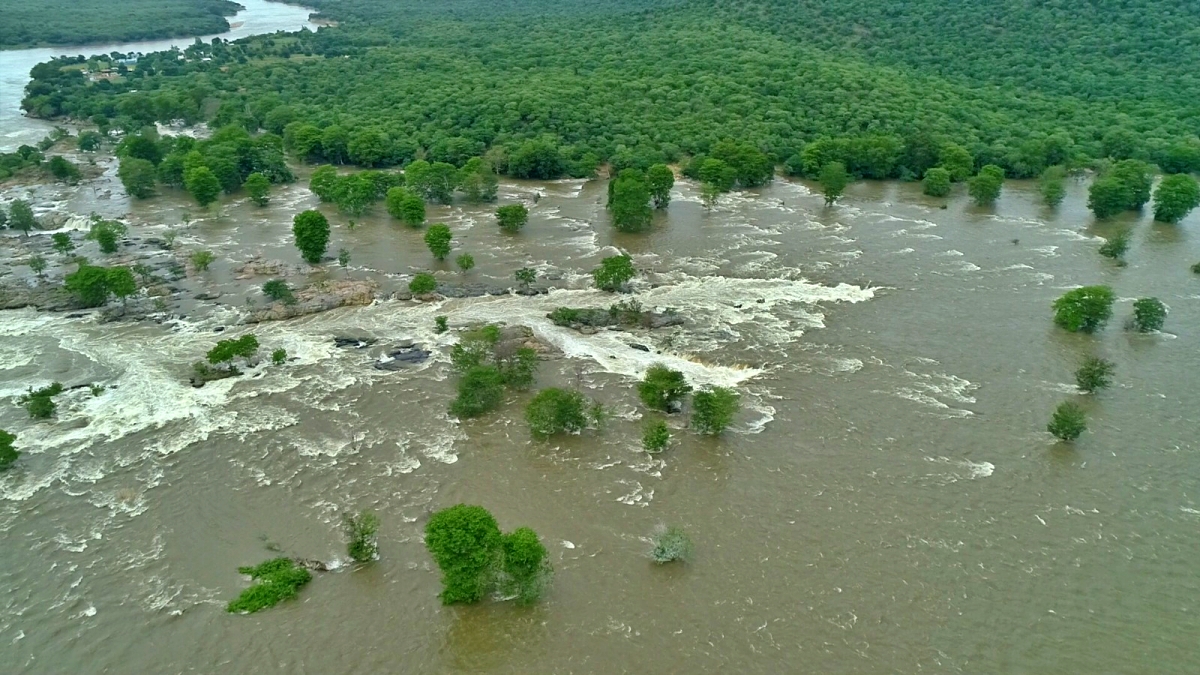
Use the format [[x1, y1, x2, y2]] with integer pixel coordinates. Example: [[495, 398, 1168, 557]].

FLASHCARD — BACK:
[[1, 159, 1197, 674]]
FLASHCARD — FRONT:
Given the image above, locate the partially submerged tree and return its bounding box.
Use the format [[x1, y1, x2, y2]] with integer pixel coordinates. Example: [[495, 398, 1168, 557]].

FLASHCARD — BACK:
[[1151, 174, 1200, 224], [922, 167, 951, 197], [592, 254, 635, 292], [292, 209, 330, 264], [968, 164, 1005, 206], [344, 511, 380, 563], [1047, 402, 1087, 441], [819, 161, 850, 206], [19, 382, 64, 420], [608, 168, 652, 232], [496, 204, 529, 232], [642, 419, 670, 453], [1097, 229, 1130, 262], [244, 172, 271, 206], [638, 364, 692, 412], [226, 558, 312, 614], [409, 272, 437, 295], [1075, 357, 1114, 394], [1130, 297, 1166, 332], [649, 525, 693, 564], [0, 429, 18, 471], [424, 223, 453, 261], [1040, 165, 1067, 207], [525, 388, 588, 439], [424, 504, 503, 605], [691, 387, 741, 435], [1052, 286, 1115, 333], [646, 163, 674, 209]]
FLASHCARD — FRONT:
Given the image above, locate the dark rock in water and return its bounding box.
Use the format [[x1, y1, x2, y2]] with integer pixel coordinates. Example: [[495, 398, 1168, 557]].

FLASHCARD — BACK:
[[630, 343, 651, 352], [667, 399, 684, 414], [374, 346, 431, 370], [195, 292, 221, 301], [756, 298, 765, 304], [66, 313, 87, 319], [213, 326, 225, 333], [334, 336, 377, 348]]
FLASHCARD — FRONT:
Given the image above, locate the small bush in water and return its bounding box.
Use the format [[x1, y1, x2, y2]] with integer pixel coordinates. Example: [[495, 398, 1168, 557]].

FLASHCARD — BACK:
[[691, 387, 741, 435], [226, 558, 312, 614], [271, 348, 287, 365], [525, 388, 588, 439], [1130, 297, 1166, 332], [344, 511, 380, 563], [642, 419, 670, 453], [637, 364, 691, 412], [1074, 357, 1114, 393], [434, 316, 449, 333], [650, 525, 693, 564], [1047, 402, 1087, 441]]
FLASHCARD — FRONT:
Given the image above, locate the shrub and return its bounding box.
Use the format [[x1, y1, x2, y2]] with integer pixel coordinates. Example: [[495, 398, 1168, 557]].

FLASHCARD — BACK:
[[456, 253, 475, 272], [1047, 402, 1087, 441], [968, 164, 1004, 206], [190, 250, 215, 272], [64, 263, 113, 307], [514, 267, 537, 288], [226, 558, 312, 614], [1052, 286, 1115, 333], [449, 365, 505, 418], [292, 210, 330, 264], [500, 527, 551, 605], [435, 316, 448, 333], [244, 172, 271, 206], [0, 429, 18, 471], [262, 279, 296, 304], [338, 248, 351, 267], [638, 364, 692, 412], [20, 382, 64, 420], [424, 505, 503, 605], [592, 254, 635, 292], [1075, 357, 1115, 393], [424, 223, 453, 261], [1040, 165, 1067, 207], [649, 525, 692, 564], [691, 387, 741, 435], [1098, 229, 1130, 260], [344, 511, 380, 563], [271, 348, 287, 365], [207, 335, 259, 365], [525, 388, 588, 439], [922, 167, 951, 197], [642, 419, 670, 453], [1130, 297, 1166, 332], [51, 232, 74, 256], [409, 272, 437, 295], [496, 204, 529, 232], [498, 347, 538, 390]]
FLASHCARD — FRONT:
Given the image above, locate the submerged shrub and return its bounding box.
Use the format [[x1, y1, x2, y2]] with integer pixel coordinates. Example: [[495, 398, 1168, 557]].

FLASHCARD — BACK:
[[500, 527, 552, 605], [409, 272, 437, 295], [19, 382, 64, 420], [525, 388, 588, 439], [344, 511, 380, 563], [0, 429, 19, 471], [1075, 357, 1114, 393], [449, 365, 505, 418], [1047, 402, 1087, 441], [424, 504, 503, 605], [1130, 297, 1166, 332], [637, 364, 691, 412], [649, 525, 693, 564], [642, 419, 670, 453], [1052, 285, 1115, 333], [271, 348, 288, 365], [1097, 229, 1130, 260], [226, 558, 312, 614], [691, 387, 741, 435]]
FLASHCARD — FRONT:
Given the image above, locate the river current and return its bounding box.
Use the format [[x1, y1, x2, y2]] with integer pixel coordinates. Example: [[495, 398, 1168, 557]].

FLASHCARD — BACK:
[[1, 6, 1199, 674]]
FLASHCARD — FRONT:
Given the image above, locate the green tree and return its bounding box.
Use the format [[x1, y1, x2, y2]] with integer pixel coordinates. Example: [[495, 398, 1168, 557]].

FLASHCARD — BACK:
[[226, 558, 312, 614], [608, 168, 652, 232], [691, 386, 741, 435], [592, 254, 635, 292], [1040, 165, 1067, 207], [244, 172, 270, 206], [638, 364, 692, 412], [922, 167, 952, 197], [819, 161, 850, 205], [64, 263, 112, 307], [650, 525, 692, 564], [424, 224, 453, 261], [77, 131, 102, 152], [1075, 357, 1114, 394], [500, 527, 551, 605], [385, 187, 425, 227], [424, 504, 503, 605], [496, 204, 529, 232], [8, 199, 36, 235], [1130, 297, 1166, 332], [271, 348, 288, 365], [968, 165, 1004, 206], [190, 250, 215, 272], [338, 248, 351, 267], [409, 272, 437, 295], [262, 279, 296, 304], [207, 334, 259, 365], [642, 419, 670, 453], [1047, 402, 1087, 441], [118, 156, 156, 199], [938, 142, 975, 182], [0, 429, 18, 471], [51, 232, 74, 256], [309, 165, 340, 202], [106, 266, 137, 304], [435, 316, 449, 333], [344, 511, 380, 563], [1151, 174, 1200, 224], [28, 255, 47, 279], [292, 209, 330, 264], [525, 388, 588, 439], [406, 160, 458, 204], [47, 155, 80, 182], [20, 383, 63, 420], [1098, 229, 1130, 261], [515, 267, 537, 289], [458, 157, 499, 202], [449, 365, 505, 418], [456, 253, 475, 272], [184, 166, 221, 207], [1052, 286, 1115, 333], [646, 163, 675, 209]]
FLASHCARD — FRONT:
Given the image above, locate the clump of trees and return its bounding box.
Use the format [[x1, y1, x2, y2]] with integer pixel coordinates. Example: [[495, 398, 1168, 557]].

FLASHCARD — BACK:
[[1087, 160, 1152, 219], [638, 364, 692, 413], [608, 168, 653, 232], [64, 264, 137, 307], [496, 204, 528, 232], [19, 382, 64, 419], [226, 558, 312, 614], [1047, 402, 1087, 442], [592, 254, 635, 292], [385, 186, 426, 227], [525, 388, 588, 439], [649, 525, 692, 564], [1052, 286, 1115, 333], [1130, 297, 1166, 332], [424, 504, 551, 605], [344, 511, 380, 563], [292, 210, 330, 264], [968, 165, 1005, 206], [0, 430, 18, 471], [447, 324, 538, 418], [691, 387, 741, 435], [193, 334, 259, 384], [1151, 174, 1200, 224], [1075, 357, 1114, 394]]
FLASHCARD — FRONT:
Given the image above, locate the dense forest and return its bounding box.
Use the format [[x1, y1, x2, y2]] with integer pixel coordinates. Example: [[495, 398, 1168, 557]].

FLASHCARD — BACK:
[[0, 0, 242, 48], [19, 0, 1200, 180]]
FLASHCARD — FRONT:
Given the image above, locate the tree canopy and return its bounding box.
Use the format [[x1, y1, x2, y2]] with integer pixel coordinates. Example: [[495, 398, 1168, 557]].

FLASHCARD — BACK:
[[0, 0, 241, 48]]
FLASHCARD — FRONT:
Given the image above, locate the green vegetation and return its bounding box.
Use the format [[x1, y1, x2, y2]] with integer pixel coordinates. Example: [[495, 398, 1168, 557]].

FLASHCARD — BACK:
[[922, 167, 951, 198], [1098, 230, 1130, 262], [496, 204, 529, 233], [262, 279, 296, 305], [1040, 166, 1067, 208], [208, 335, 259, 365], [0, 0, 241, 48], [525, 388, 589, 439], [424, 224, 453, 261], [819, 161, 850, 206], [691, 387, 741, 435], [1047, 402, 1087, 442], [28, 255, 47, 279], [190, 250, 215, 272], [338, 248, 351, 267], [0, 430, 18, 471], [646, 164, 674, 209], [8, 199, 36, 235], [514, 267, 537, 289], [1193, 262, 1200, 275], [226, 557, 313, 614], [1130, 298, 1166, 333], [455, 253, 475, 273], [608, 169, 653, 231], [1052, 286, 1115, 334], [184, 166, 221, 206], [447, 325, 538, 416], [344, 511, 380, 563], [118, 157, 156, 199], [19, 382, 64, 420], [450, 366, 505, 418], [409, 272, 437, 295], [592, 254, 636, 292], [1151, 174, 1200, 224], [435, 316, 449, 333], [968, 165, 1004, 206], [1075, 357, 1114, 394], [271, 348, 288, 365], [292, 210, 330, 264], [425, 505, 550, 606], [64, 264, 134, 307], [1088, 160, 1153, 219], [642, 419, 670, 453], [649, 525, 692, 564], [47, 155, 81, 183], [244, 172, 271, 206], [638, 364, 692, 413], [87, 219, 125, 254], [385, 187, 425, 227]]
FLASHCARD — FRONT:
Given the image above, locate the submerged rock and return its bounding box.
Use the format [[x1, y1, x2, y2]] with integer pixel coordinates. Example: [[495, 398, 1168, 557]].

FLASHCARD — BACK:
[[334, 336, 377, 349], [373, 346, 431, 370]]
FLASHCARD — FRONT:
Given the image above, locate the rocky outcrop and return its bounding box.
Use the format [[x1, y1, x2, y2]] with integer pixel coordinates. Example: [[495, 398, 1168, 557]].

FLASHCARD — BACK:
[[245, 279, 378, 323]]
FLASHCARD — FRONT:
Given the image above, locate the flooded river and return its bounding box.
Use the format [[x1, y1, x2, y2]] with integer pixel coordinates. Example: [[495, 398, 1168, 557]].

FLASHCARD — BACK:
[[0, 0, 317, 153], [1, 158, 1197, 673]]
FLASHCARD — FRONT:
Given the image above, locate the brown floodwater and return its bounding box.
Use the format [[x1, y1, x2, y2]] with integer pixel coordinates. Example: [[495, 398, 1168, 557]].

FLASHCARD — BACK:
[[1, 163, 1198, 674]]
